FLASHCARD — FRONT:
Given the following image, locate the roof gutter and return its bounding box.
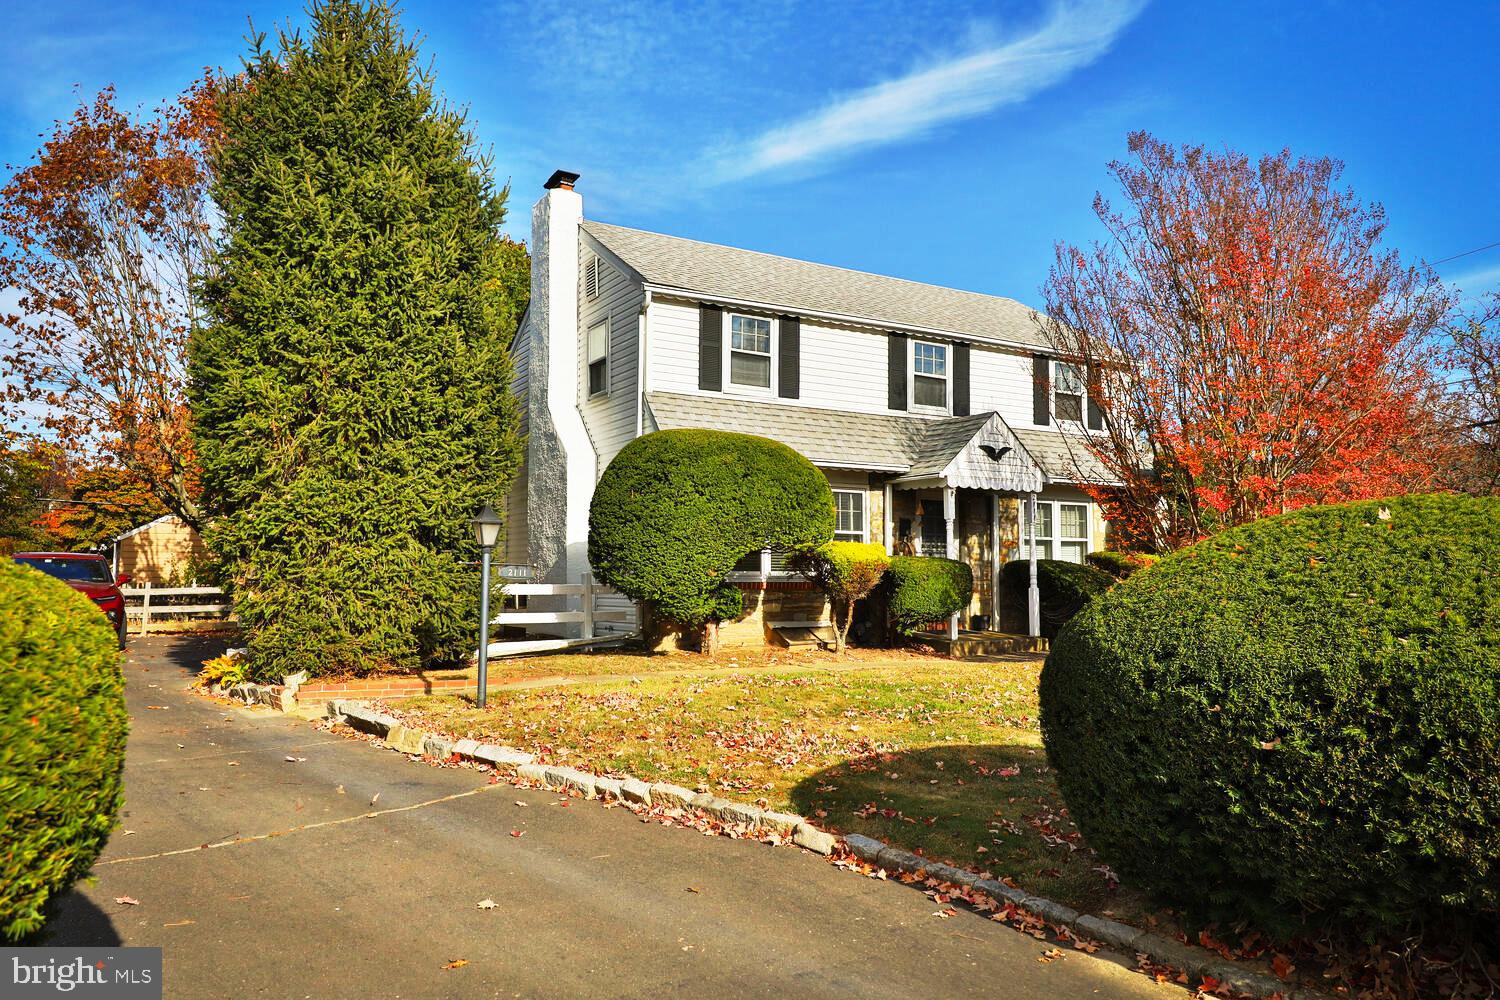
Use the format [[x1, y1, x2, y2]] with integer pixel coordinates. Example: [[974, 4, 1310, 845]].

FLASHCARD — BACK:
[[641, 282, 1058, 357]]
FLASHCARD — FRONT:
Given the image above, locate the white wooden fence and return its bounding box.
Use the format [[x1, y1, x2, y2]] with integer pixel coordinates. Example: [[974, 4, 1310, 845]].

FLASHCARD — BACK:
[[483, 573, 636, 657], [122, 584, 231, 635]]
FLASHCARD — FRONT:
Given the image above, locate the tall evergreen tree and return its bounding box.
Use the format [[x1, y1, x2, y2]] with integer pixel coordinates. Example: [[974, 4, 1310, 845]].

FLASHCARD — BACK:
[[192, 0, 525, 679]]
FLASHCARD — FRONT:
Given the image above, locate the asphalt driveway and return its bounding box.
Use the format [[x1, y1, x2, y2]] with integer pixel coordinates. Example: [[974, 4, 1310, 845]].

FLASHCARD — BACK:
[[43, 634, 1173, 999]]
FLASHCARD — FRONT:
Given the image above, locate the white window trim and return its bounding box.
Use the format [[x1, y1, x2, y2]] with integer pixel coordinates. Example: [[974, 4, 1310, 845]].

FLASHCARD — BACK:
[[722, 312, 777, 396], [832, 488, 868, 542], [586, 317, 610, 399], [909, 338, 951, 414], [1021, 499, 1093, 563], [1051, 359, 1089, 431]]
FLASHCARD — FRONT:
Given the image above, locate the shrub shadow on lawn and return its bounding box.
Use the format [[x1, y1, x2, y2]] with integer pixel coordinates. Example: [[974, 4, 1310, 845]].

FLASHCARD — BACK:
[[789, 742, 1128, 918]]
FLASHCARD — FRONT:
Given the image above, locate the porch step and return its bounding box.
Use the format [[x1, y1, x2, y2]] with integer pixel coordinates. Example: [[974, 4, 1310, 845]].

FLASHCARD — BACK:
[[927, 630, 1048, 659]]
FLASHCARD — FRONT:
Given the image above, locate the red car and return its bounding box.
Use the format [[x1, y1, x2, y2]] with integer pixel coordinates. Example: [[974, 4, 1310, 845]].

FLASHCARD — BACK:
[[12, 552, 131, 649]]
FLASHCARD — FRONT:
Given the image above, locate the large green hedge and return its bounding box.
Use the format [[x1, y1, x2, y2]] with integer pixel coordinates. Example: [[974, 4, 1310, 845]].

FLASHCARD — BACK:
[[1040, 494, 1500, 931], [1, 561, 127, 941], [884, 556, 973, 637], [1001, 558, 1115, 639], [191, 1, 525, 681], [588, 430, 834, 628]]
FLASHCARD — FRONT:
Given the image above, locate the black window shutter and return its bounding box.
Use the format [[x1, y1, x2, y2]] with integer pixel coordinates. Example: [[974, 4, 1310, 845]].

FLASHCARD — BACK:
[[1032, 354, 1051, 425], [698, 304, 723, 391], [1086, 364, 1105, 430], [888, 333, 909, 411], [952, 342, 970, 416], [778, 315, 800, 399]]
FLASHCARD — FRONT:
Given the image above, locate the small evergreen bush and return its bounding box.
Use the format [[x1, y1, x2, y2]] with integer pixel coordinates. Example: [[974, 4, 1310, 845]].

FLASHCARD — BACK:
[[589, 430, 833, 640], [1001, 558, 1115, 639], [1, 561, 127, 941], [1041, 494, 1500, 931], [885, 556, 973, 638], [792, 540, 889, 653]]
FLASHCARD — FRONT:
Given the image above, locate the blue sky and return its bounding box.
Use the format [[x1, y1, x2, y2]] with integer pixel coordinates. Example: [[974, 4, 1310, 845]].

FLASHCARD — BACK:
[[5, 0, 1499, 308]]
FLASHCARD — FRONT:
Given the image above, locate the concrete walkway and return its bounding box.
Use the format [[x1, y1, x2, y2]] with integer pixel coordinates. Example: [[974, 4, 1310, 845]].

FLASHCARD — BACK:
[[43, 635, 1171, 999]]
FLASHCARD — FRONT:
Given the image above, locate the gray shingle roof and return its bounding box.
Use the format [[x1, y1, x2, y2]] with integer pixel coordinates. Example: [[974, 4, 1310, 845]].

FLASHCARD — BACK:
[[1012, 427, 1115, 484], [644, 392, 1114, 486], [584, 221, 1051, 349]]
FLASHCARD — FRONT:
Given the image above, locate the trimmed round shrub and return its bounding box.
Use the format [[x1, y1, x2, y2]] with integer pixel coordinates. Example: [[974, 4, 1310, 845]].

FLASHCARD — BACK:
[[1040, 494, 1500, 931], [1001, 558, 1115, 639], [1085, 549, 1158, 579], [589, 429, 834, 628], [885, 556, 973, 637], [1, 560, 128, 941]]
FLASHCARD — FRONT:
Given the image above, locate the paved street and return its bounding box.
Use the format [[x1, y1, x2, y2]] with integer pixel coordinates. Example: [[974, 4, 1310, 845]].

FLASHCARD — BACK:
[[45, 635, 1173, 999]]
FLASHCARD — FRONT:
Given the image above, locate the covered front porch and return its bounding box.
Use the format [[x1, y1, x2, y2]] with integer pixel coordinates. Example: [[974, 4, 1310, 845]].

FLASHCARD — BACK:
[[876, 412, 1044, 640]]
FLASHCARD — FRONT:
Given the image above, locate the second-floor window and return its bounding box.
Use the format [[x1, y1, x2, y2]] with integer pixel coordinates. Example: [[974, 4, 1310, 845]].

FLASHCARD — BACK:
[[587, 320, 609, 397], [729, 314, 773, 390], [912, 340, 948, 410], [1054, 362, 1085, 422], [833, 489, 866, 542]]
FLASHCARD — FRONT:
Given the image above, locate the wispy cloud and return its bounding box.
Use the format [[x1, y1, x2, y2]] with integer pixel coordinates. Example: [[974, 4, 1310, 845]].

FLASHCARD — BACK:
[[1446, 262, 1500, 298], [703, 0, 1145, 185]]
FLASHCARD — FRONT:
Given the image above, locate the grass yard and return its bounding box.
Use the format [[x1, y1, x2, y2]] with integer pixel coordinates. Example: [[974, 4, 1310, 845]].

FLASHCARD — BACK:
[[382, 655, 1141, 920]]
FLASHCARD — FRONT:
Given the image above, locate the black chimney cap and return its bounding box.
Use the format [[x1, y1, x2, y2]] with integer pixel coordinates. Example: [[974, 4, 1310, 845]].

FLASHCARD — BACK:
[[544, 170, 580, 191]]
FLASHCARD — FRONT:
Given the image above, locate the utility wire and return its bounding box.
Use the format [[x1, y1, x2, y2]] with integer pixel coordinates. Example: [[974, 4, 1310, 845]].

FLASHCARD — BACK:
[[1432, 241, 1500, 266]]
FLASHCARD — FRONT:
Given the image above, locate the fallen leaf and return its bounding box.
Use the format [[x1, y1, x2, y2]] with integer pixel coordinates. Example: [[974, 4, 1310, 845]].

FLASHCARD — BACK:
[[146, 705, 167, 710], [686, 887, 701, 894], [442, 959, 468, 970], [176, 743, 185, 749], [510, 830, 525, 838], [1259, 738, 1281, 751], [163, 919, 194, 928], [284, 755, 306, 762], [335, 785, 345, 794], [370, 793, 380, 806], [1272, 953, 1295, 980], [1038, 947, 1065, 964], [514, 801, 529, 807], [115, 896, 140, 906], [227, 761, 240, 767], [476, 899, 497, 910]]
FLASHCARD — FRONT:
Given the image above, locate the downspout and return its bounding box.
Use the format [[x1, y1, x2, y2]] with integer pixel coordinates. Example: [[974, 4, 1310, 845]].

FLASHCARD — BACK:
[[1027, 493, 1040, 639], [635, 289, 652, 438]]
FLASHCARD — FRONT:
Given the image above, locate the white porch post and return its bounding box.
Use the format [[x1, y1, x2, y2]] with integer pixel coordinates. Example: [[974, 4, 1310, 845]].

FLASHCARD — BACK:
[[944, 486, 959, 639], [990, 492, 1001, 631], [1027, 493, 1040, 639], [883, 483, 894, 554]]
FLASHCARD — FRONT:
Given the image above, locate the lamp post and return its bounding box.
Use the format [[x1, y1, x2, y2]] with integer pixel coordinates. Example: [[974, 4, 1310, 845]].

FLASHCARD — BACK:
[[471, 504, 503, 709]]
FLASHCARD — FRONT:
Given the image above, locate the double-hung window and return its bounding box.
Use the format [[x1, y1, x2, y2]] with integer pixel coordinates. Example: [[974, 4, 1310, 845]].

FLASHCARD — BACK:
[[587, 320, 609, 397], [1021, 500, 1091, 563], [912, 340, 948, 410], [833, 489, 866, 542], [728, 314, 773, 390], [1054, 362, 1086, 422]]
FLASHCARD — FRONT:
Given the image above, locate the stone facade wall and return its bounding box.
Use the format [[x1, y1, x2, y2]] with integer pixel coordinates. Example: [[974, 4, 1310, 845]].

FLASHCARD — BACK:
[[720, 582, 831, 647]]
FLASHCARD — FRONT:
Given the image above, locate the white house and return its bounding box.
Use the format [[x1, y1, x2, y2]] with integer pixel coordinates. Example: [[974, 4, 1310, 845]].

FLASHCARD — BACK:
[[505, 170, 1119, 646]]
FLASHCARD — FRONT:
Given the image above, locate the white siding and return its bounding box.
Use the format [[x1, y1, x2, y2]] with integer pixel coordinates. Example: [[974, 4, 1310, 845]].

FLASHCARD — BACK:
[[969, 345, 1037, 428], [578, 248, 644, 473], [647, 297, 701, 395], [646, 296, 1041, 426], [798, 320, 891, 416]]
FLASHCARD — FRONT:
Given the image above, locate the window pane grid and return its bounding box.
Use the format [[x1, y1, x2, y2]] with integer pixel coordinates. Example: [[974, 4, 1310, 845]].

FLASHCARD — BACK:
[[913, 342, 947, 376], [730, 316, 771, 354], [1023, 501, 1087, 563], [833, 490, 865, 539]]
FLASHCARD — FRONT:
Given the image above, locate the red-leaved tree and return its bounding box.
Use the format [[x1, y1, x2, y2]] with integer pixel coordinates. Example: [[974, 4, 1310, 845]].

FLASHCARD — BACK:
[[0, 77, 218, 526], [1042, 133, 1453, 550]]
